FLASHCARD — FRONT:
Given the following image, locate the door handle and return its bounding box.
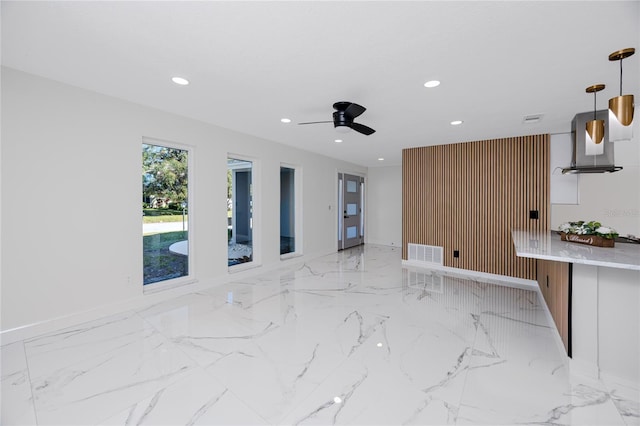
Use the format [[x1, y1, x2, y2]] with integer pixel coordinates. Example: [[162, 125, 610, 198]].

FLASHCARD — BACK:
[[344, 215, 349, 219]]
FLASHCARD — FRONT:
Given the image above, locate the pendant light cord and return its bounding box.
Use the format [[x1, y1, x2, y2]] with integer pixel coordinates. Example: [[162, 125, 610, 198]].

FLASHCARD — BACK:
[[619, 59, 623, 96], [593, 91, 597, 121]]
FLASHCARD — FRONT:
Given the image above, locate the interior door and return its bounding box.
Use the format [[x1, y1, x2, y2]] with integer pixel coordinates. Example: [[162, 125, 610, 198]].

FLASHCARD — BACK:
[[338, 173, 364, 250]]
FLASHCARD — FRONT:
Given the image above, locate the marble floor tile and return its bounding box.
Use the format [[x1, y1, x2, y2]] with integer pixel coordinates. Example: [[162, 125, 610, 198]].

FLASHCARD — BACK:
[[137, 291, 273, 368], [280, 357, 435, 425], [98, 368, 268, 425], [1, 341, 37, 425], [25, 313, 197, 425], [24, 312, 152, 379], [607, 379, 640, 426], [1, 244, 637, 425]]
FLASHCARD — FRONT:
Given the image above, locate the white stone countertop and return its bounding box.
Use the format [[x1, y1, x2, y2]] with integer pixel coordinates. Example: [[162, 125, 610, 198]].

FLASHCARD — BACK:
[[512, 229, 640, 271]]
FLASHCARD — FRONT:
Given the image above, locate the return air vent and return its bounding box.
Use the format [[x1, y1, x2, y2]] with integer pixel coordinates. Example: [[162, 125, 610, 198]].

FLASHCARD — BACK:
[[523, 114, 543, 124], [407, 243, 443, 266]]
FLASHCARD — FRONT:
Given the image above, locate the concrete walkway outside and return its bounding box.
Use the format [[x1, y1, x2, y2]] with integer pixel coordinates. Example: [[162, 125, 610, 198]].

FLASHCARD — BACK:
[[143, 221, 188, 235], [168, 240, 188, 256]]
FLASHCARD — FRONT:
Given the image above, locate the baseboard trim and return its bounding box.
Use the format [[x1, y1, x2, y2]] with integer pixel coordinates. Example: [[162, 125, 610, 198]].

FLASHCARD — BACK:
[[401, 260, 538, 290], [364, 240, 400, 248], [0, 278, 209, 345], [0, 249, 333, 345]]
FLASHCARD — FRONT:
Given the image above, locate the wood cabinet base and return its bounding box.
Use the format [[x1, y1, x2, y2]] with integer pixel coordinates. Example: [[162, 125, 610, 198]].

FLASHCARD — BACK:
[[537, 259, 571, 356]]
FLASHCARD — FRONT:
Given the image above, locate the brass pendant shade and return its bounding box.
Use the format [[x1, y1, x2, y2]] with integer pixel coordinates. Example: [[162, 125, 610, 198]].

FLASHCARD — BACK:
[[609, 94, 634, 126], [585, 84, 605, 155], [608, 48, 635, 142], [586, 119, 605, 144]]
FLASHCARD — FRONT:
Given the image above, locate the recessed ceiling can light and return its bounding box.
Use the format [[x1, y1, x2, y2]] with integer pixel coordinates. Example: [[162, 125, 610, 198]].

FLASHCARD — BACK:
[[450, 120, 463, 126], [424, 80, 441, 88], [378, 158, 384, 161], [171, 77, 189, 86], [280, 118, 291, 123], [334, 139, 343, 143]]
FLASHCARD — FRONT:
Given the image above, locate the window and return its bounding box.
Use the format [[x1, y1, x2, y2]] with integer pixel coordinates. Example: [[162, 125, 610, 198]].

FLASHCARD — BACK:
[[142, 142, 190, 286], [228, 157, 254, 267], [280, 166, 295, 255]]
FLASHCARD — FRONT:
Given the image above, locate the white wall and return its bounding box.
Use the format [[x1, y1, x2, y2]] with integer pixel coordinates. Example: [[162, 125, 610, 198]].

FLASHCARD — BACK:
[[0, 68, 366, 332], [572, 264, 640, 387], [366, 166, 402, 247], [551, 128, 640, 236]]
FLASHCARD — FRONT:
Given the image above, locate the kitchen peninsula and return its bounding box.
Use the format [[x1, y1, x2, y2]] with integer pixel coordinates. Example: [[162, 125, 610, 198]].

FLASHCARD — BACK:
[[512, 230, 640, 388]]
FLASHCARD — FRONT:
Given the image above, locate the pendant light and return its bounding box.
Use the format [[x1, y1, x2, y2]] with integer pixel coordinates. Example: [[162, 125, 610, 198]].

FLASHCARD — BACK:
[[608, 48, 635, 142], [585, 84, 605, 155]]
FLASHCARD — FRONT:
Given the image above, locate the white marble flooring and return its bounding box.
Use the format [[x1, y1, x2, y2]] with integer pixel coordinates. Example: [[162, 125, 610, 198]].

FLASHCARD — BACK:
[[2, 244, 638, 425]]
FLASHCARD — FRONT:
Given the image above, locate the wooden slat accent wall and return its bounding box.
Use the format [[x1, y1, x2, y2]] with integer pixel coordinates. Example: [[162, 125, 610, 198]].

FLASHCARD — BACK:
[[402, 134, 550, 280]]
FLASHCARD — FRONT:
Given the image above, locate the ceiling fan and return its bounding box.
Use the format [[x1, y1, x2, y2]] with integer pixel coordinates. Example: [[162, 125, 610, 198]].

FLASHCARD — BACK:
[[298, 101, 376, 135]]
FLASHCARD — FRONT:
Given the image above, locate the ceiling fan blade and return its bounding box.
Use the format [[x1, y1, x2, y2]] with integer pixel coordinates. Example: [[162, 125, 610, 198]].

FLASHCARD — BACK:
[[298, 120, 333, 125], [351, 122, 376, 135], [343, 102, 366, 119]]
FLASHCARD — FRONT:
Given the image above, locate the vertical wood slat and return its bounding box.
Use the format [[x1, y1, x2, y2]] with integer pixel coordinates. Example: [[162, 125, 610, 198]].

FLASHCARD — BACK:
[[402, 134, 550, 280]]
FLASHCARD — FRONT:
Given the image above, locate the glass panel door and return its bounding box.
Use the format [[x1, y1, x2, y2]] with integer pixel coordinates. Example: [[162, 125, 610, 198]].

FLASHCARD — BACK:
[[338, 173, 364, 250]]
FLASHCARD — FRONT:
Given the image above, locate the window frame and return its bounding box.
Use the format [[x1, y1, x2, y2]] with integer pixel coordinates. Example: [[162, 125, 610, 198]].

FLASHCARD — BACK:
[[280, 163, 303, 260], [227, 153, 261, 272], [142, 137, 196, 294]]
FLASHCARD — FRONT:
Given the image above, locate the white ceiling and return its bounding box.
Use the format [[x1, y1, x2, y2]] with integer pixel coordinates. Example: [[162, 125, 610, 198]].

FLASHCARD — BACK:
[[2, 1, 639, 167]]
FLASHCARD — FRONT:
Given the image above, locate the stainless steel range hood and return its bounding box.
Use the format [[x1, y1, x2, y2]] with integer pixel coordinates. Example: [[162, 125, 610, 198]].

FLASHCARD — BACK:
[[561, 110, 623, 174]]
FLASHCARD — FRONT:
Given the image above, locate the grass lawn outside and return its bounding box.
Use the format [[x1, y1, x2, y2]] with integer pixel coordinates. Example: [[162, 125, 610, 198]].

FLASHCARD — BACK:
[[143, 230, 188, 285], [143, 214, 188, 224], [143, 207, 188, 224]]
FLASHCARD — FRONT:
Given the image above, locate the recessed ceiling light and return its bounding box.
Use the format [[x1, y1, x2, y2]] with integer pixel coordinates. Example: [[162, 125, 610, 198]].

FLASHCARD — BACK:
[[280, 118, 291, 123], [171, 76, 189, 86], [450, 120, 463, 126], [378, 157, 384, 161], [424, 80, 441, 88], [334, 139, 343, 143]]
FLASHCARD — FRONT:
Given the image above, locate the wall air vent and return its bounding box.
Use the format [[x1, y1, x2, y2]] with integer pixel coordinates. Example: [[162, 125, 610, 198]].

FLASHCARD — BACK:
[[523, 114, 544, 124], [408, 243, 443, 266]]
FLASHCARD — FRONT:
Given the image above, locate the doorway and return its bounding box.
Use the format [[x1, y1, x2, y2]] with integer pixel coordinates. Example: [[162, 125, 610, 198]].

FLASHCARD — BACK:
[[338, 173, 364, 250], [227, 157, 253, 267]]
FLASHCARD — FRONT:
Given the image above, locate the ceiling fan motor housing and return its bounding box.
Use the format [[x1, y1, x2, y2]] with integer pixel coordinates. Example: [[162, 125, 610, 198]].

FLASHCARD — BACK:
[[333, 110, 353, 128]]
